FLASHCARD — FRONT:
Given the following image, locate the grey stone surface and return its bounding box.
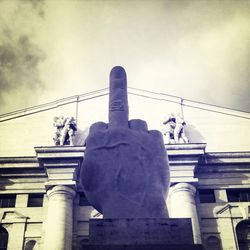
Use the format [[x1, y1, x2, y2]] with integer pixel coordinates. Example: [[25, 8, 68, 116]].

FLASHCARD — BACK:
[[81, 66, 170, 218], [89, 218, 194, 245], [82, 244, 203, 250]]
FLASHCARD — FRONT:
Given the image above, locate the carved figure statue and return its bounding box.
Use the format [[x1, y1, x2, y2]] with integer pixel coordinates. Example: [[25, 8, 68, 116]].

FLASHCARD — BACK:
[[53, 116, 77, 145], [80, 66, 170, 219], [162, 113, 176, 144], [175, 113, 189, 143], [163, 113, 188, 144]]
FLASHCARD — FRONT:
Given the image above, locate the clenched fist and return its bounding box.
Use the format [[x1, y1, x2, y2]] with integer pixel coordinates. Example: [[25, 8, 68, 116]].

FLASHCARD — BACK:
[[80, 66, 170, 218]]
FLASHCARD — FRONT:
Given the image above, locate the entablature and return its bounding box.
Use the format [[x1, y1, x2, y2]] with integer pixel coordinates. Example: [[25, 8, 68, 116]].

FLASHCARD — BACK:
[[197, 152, 250, 174], [0, 157, 45, 178]]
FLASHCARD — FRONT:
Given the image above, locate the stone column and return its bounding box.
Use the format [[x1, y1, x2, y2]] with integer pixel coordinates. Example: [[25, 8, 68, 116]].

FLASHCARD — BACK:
[[168, 182, 201, 244], [43, 185, 76, 250]]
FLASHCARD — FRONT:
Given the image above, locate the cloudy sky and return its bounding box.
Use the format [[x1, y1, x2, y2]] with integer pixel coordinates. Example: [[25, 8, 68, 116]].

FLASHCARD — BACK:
[[0, 0, 250, 114]]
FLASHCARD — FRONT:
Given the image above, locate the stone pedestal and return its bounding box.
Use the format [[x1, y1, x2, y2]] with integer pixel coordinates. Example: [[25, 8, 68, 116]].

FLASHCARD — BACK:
[[82, 245, 203, 250], [82, 218, 203, 250]]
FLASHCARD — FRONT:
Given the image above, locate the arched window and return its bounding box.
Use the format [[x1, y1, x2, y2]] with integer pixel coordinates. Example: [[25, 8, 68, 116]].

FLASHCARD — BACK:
[[24, 240, 37, 250], [236, 220, 250, 250], [206, 235, 221, 250], [0, 226, 8, 250]]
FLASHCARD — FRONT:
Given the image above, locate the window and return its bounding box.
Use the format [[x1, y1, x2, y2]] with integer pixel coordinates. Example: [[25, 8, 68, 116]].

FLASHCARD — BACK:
[[80, 238, 89, 245], [198, 189, 216, 203], [79, 193, 91, 206], [236, 220, 250, 250], [227, 189, 250, 202], [0, 194, 16, 208], [27, 194, 44, 207], [0, 226, 8, 250], [206, 236, 221, 250], [24, 240, 37, 250]]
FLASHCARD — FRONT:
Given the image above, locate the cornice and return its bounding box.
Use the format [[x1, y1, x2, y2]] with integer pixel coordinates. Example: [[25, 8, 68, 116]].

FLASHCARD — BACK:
[[197, 151, 250, 173], [35, 146, 85, 190], [0, 156, 44, 177], [35, 146, 85, 158], [166, 143, 206, 166], [166, 143, 206, 184], [201, 152, 250, 164], [166, 143, 207, 151], [0, 157, 39, 168]]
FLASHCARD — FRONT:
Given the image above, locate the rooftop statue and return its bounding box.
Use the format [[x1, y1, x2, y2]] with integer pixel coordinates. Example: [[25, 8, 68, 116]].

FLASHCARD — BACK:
[[80, 66, 170, 218], [53, 116, 77, 146], [163, 113, 189, 144]]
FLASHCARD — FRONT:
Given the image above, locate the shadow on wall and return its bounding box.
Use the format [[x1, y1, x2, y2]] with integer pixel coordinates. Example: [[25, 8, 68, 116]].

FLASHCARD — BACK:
[[0, 178, 14, 190], [74, 127, 90, 146], [185, 124, 205, 143]]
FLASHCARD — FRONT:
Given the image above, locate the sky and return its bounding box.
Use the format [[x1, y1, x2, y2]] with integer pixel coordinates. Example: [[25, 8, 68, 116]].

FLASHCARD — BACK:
[[0, 0, 250, 114]]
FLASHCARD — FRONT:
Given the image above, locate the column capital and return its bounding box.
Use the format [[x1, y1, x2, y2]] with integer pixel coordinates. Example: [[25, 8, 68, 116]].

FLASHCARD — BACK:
[[169, 182, 196, 198], [35, 146, 84, 191], [46, 185, 76, 199], [166, 143, 206, 184]]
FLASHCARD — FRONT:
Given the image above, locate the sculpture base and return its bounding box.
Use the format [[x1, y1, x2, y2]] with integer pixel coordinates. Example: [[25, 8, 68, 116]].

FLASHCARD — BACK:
[[81, 218, 203, 250], [82, 244, 203, 250]]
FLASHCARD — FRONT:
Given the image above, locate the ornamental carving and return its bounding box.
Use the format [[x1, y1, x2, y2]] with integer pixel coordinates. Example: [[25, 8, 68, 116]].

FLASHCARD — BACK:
[[162, 113, 189, 144], [53, 116, 77, 146]]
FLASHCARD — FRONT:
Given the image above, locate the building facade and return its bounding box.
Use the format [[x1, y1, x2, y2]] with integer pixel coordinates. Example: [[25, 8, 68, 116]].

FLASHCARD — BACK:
[[0, 89, 250, 250]]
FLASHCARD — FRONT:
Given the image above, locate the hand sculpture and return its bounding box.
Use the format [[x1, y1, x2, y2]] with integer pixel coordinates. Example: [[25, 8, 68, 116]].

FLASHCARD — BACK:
[[80, 66, 170, 218]]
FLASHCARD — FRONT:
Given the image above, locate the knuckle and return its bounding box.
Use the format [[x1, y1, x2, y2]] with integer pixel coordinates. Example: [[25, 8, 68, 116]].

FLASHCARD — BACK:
[[89, 122, 107, 133], [129, 119, 148, 130]]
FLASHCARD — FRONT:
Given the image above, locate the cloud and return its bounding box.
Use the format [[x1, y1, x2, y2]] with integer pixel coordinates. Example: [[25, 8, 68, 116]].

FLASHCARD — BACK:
[[0, 0, 46, 113], [24, 0, 45, 18], [0, 34, 45, 90], [0, 0, 250, 114]]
